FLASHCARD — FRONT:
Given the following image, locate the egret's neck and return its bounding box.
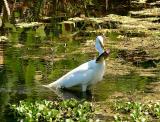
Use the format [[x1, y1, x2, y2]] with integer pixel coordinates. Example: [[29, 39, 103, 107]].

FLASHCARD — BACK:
[[95, 37, 104, 55], [96, 54, 105, 63], [96, 58, 105, 63], [98, 49, 104, 55], [95, 44, 104, 55]]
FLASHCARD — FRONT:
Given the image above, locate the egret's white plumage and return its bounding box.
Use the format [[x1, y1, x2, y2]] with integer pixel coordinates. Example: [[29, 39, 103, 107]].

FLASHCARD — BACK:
[[43, 36, 110, 92], [95, 36, 104, 55]]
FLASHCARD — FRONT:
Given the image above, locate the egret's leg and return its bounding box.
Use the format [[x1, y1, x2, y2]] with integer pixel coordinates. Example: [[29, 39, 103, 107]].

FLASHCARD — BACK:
[[82, 84, 87, 92]]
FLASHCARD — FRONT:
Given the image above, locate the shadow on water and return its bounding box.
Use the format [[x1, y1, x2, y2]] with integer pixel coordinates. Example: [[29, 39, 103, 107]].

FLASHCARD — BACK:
[[42, 86, 93, 100]]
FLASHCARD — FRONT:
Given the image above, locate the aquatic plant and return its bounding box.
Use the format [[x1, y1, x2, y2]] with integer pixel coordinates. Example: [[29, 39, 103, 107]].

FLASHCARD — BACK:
[[113, 101, 160, 122], [10, 98, 94, 122]]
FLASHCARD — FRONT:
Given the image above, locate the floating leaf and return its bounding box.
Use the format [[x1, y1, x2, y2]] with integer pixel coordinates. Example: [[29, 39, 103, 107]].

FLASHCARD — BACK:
[[4, 22, 16, 32], [36, 25, 46, 40]]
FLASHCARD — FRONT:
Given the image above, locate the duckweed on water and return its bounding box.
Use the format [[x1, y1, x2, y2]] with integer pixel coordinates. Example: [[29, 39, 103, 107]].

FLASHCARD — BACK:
[[113, 101, 160, 122], [10, 99, 94, 122]]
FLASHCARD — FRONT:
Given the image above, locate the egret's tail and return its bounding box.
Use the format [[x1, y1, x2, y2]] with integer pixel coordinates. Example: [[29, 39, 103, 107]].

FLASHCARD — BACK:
[[42, 84, 58, 92], [42, 83, 62, 97], [42, 81, 58, 89], [42, 84, 49, 88]]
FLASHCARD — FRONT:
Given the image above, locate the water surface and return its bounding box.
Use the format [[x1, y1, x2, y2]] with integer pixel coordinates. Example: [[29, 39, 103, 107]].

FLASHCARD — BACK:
[[0, 14, 160, 122]]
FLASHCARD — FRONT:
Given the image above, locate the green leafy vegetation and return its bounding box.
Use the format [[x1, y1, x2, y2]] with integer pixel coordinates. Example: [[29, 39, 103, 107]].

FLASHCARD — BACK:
[[113, 101, 160, 122], [10, 99, 94, 122]]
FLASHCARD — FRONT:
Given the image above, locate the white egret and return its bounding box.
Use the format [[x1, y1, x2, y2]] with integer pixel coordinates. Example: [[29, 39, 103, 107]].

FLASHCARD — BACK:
[[43, 36, 110, 92]]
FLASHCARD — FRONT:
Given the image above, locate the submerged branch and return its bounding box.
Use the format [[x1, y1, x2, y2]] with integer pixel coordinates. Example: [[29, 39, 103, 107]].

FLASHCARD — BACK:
[[3, 0, 10, 16]]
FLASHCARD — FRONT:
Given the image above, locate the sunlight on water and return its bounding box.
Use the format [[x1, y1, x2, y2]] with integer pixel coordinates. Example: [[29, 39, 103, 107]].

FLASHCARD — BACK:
[[0, 28, 159, 105]]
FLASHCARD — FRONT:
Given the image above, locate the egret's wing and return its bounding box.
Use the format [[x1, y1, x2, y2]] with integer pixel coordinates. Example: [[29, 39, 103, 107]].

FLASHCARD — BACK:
[[55, 60, 96, 88], [61, 68, 94, 88]]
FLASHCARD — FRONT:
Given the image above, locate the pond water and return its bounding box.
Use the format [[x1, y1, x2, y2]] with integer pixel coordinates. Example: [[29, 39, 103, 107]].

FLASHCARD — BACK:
[[0, 6, 160, 121]]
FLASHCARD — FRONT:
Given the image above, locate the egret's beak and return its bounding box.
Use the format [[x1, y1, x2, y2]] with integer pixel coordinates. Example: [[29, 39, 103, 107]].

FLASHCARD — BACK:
[[104, 49, 110, 57]]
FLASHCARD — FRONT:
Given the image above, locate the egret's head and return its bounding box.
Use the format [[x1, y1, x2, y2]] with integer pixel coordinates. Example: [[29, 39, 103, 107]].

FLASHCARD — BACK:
[[96, 49, 110, 63], [95, 36, 104, 55]]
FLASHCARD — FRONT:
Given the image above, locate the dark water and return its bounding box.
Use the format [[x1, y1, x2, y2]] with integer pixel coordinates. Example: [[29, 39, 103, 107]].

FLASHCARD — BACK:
[[0, 22, 159, 121]]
